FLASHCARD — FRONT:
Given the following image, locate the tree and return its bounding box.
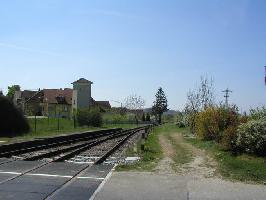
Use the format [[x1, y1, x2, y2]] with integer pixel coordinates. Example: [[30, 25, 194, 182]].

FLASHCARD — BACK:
[[198, 76, 215, 109], [0, 96, 30, 136], [77, 108, 103, 127], [146, 113, 151, 121], [184, 89, 201, 134], [142, 113, 146, 122], [152, 87, 168, 124], [124, 94, 145, 118], [184, 76, 215, 134], [124, 94, 145, 110], [7, 85, 21, 100]]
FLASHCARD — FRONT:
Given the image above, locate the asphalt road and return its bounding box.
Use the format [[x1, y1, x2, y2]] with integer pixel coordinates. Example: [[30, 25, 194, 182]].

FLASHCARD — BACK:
[[0, 160, 265, 200], [0, 160, 114, 200], [94, 172, 266, 200]]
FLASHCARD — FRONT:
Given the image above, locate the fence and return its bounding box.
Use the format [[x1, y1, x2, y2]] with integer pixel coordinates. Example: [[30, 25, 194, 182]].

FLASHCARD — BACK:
[[27, 117, 77, 133]]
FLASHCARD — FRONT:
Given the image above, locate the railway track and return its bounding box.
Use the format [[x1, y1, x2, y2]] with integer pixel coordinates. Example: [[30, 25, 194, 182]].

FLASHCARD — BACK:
[[0, 126, 152, 176], [44, 129, 140, 199], [0, 128, 122, 158], [0, 125, 153, 199]]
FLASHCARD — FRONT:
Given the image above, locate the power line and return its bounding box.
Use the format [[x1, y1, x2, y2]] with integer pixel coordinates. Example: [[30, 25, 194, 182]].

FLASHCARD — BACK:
[[264, 66, 266, 87], [222, 88, 232, 107]]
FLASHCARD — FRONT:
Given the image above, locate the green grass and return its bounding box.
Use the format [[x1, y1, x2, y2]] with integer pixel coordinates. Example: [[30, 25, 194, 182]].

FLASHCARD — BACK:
[[186, 137, 266, 184], [160, 124, 192, 166], [117, 125, 163, 171], [21, 118, 101, 140], [117, 123, 266, 184], [117, 123, 193, 171]]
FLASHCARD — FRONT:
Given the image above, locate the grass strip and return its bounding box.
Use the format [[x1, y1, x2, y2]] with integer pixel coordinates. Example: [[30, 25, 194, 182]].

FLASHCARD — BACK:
[[116, 126, 163, 171], [186, 137, 266, 183]]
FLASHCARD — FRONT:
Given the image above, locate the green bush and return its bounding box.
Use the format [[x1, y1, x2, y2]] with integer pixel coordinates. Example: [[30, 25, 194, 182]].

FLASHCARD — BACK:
[[102, 112, 137, 124], [220, 125, 238, 151], [249, 107, 266, 120], [103, 113, 127, 124], [176, 112, 187, 128], [142, 113, 146, 122], [176, 121, 186, 128], [195, 107, 220, 140], [77, 108, 103, 127], [146, 113, 151, 121], [0, 96, 30, 136], [195, 106, 240, 146], [236, 119, 266, 156]]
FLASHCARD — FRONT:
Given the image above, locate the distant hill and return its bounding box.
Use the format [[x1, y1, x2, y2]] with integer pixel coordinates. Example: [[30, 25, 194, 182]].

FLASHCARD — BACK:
[[143, 108, 152, 113], [164, 110, 179, 115]]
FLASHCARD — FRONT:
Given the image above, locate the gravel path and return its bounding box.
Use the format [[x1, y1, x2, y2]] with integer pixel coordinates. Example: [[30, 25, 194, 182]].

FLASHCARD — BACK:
[[172, 133, 218, 178], [154, 135, 175, 174], [155, 132, 218, 178]]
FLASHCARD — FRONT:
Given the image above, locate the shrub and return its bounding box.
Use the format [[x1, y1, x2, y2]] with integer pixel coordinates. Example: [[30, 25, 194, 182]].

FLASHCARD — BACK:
[[195, 107, 220, 140], [77, 108, 103, 127], [235, 119, 266, 156], [0, 96, 30, 136], [176, 121, 186, 128], [249, 107, 266, 120], [220, 125, 238, 151], [195, 106, 240, 143], [146, 113, 151, 121], [142, 113, 146, 122], [176, 112, 187, 128], [103, 113, 128, 124]]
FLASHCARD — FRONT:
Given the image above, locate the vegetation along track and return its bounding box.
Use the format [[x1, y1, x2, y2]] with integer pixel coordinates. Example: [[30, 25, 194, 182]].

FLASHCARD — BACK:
[[0, 125, 153, 186]]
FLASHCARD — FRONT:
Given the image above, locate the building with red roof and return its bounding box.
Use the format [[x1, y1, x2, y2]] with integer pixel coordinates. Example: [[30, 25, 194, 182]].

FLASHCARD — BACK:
[[13, 78, 111, 118]]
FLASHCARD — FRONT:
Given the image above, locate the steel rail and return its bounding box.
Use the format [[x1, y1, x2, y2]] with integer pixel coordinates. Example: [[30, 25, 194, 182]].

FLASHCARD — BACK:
[[43, 128, 143, 200], [0, 129, 121, 157], [0, 126, 150, 186]]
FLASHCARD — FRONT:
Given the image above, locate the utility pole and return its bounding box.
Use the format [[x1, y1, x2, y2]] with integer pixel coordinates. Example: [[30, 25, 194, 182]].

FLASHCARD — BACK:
[[222, 88, 232, 107], [264, 66, 266, 87]]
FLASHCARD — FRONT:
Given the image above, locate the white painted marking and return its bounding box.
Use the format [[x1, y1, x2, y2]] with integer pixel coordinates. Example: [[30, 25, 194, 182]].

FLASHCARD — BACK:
[[89, 164, 117, 200], [27, 173, 73, 178], [0, 171, 22, 175], [77, 176, 105, 180], [66, 161, 94, 164]]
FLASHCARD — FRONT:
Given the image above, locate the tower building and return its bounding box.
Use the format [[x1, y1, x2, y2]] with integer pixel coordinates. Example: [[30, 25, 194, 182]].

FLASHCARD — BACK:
[[72, 78, 93, 110]]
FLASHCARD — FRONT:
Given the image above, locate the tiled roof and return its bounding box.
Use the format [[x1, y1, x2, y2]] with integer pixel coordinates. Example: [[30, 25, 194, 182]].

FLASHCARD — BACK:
[[72, 78, 93, 84], [21, 90, 38, 99], [43, 88, 73, 105], [94, 101, 111, 109]]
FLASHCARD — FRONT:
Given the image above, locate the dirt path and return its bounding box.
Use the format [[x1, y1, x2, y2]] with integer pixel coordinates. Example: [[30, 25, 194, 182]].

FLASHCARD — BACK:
[[155, 135, 175, 174], [154, 135, 175, 174], [172, 133, 218, 178], [155, 132, 218, 178]]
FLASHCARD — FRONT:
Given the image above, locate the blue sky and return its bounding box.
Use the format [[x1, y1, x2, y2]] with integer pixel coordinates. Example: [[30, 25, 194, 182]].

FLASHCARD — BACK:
[[0, 0, 265, 111]]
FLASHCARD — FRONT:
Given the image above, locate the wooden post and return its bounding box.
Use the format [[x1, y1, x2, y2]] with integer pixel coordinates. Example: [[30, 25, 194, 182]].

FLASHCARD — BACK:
[[141, 132, 145, 151], [73, 115, 76, 128], [34, 115, 37, 133], [57, 113, 60, 131]]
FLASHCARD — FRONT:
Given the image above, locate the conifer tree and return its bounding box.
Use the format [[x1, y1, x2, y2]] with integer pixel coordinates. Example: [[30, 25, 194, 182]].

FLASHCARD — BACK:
[[152, 87, 168, 124]]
